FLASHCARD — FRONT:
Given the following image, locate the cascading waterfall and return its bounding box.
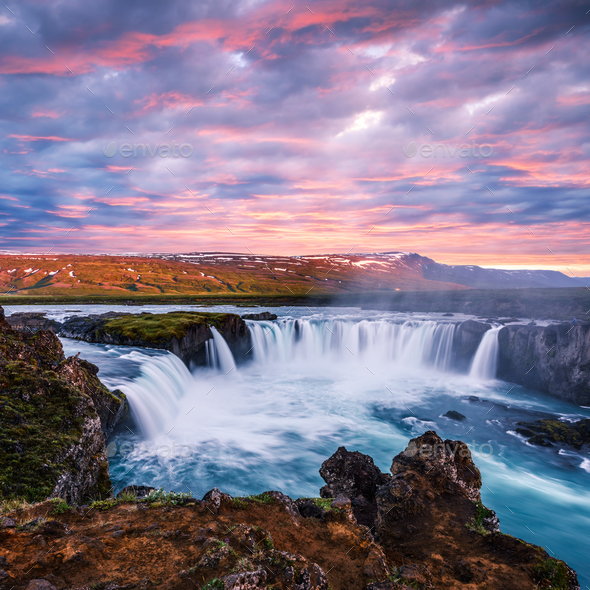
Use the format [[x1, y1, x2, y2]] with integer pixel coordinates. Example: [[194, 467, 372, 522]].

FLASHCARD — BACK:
[[469, 326, 502, 380], [206, 326, 237, 373], [247, 319, 456, 371], [117, 353, 193, 439]]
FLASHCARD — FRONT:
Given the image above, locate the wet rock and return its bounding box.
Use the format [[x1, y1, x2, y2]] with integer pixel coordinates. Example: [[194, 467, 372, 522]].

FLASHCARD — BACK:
[[452, 320, 491, 371], [241, 312, 278, 321], [497, 323, 590, 405], [444, 410, 466, 421], [319, 446, 391, 502], [516, 418, 590, 450]]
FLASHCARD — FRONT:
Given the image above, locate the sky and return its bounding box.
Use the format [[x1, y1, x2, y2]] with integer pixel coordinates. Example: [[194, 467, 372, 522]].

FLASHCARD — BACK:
[[1, 0, 589, 273]]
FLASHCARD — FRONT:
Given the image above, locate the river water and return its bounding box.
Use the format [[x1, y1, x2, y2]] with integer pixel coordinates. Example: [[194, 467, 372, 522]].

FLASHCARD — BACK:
[[5, 304, 590, 584]]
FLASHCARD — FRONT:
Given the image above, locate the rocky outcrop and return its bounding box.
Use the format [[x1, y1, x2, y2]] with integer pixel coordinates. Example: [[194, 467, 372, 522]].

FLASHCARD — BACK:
[[515, 418, 590, 449], [0, 432, 581, 589], [5, 312, 61, 334], [57, 311, 251, 368], [452, 319, 490, 371], [497, 322, 590, 405], [0, 306, 125, 504], [242, 311, 278, 321]]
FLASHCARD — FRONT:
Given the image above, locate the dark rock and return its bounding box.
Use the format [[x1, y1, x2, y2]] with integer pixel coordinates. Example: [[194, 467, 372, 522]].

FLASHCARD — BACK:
[[516, 418, 590, 450], [1, 517, 16, 528], [5, 312, 62, 334], [444, 410, 466, 421], [331, 494, 351, 510], [260, 490, 300, 517], [41, 575, 65, 590], [464, 396, 481, 402], [454, 559, 475, 582], [375, 431, 483, 541], [0, 569, 9, 581], [294, 499, 325, 519], [319, 446, 391, 503], [0, 310, 113, 504], [515, 428, 536, 438], [117, 485, 156, 500], [110, 530, 125, 539], [528, 435, 553, 447], [144, 523, 159, 532], [497, 323, 590, 405], [202, 487, 232, 508], [452, 320, 491, 372], [241, 312, 278, 321], [442, 313, 454, 316]]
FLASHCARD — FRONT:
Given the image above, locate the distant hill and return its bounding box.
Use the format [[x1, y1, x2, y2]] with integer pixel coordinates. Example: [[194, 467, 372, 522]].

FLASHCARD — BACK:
[[0, 251, 586, 297]]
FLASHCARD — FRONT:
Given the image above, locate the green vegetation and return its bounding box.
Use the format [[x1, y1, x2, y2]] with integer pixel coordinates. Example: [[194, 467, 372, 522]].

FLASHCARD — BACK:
[[102, 311, 233, 344], [466, 500, 495, 535], [201, 579, 224, 590], [247, 492, 277, 505], [532, 557, 570, 589], [50, 498, 71, 514]]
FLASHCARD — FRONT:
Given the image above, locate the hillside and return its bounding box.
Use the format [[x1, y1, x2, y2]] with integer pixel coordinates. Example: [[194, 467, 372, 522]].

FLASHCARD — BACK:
[[0, 252, 469, 297], [1, 251, 586, 298]]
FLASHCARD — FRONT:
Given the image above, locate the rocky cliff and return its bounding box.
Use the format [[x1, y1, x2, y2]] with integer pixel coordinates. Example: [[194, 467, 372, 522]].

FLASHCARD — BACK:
[[0, 306, 127, 504], [9, 311, 252, 368], [0, 431, 579, 590], [498, 322, 590, 405]]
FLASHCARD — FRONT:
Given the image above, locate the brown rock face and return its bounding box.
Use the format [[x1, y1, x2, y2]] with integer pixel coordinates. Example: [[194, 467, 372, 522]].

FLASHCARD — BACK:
[[375, 431, 482, 537], [319, 446, 391, 502]]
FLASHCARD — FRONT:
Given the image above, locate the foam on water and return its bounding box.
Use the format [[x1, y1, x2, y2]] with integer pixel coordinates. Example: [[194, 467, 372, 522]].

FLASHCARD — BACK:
[[54, 308, 590, 584]]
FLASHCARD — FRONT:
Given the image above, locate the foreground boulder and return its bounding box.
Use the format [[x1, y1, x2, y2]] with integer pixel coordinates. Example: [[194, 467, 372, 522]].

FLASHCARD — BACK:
[[0, 306, 126, 503], [0, 431, 581, 589]]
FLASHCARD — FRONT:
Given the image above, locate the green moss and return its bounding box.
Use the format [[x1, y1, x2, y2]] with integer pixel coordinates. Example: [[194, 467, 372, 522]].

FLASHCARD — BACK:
[[532, 557, 570, 589], [102, 311, 235, 344], [50, 498, 71, 514]]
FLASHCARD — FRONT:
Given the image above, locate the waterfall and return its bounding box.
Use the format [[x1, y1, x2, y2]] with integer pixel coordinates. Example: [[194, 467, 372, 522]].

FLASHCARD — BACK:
[[206, 326, 237, 374], [117, 353, 193, 439], [469, 326, 501, 380], [247, 319, 457, 372]]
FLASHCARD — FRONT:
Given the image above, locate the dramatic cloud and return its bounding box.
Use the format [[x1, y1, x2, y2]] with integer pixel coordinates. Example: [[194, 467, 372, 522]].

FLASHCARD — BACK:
[[1, 0, 589, 272]]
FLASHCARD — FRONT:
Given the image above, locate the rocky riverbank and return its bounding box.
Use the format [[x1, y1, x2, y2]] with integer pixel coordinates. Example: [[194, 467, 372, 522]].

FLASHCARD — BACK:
[[0, 431, 579, 590], [0, 306, 127, 504]]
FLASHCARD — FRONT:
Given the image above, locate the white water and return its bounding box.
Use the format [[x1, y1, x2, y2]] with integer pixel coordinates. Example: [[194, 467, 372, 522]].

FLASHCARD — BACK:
[[469, 326, 501, 380], [206, 326, 237, 374], [248, 319, 457, 371], [53, 308, 590, 585]]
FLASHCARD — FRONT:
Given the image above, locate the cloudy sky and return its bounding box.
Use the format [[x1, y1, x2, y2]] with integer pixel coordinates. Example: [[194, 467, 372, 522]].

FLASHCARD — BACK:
[[1, 0, 589, 272]]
